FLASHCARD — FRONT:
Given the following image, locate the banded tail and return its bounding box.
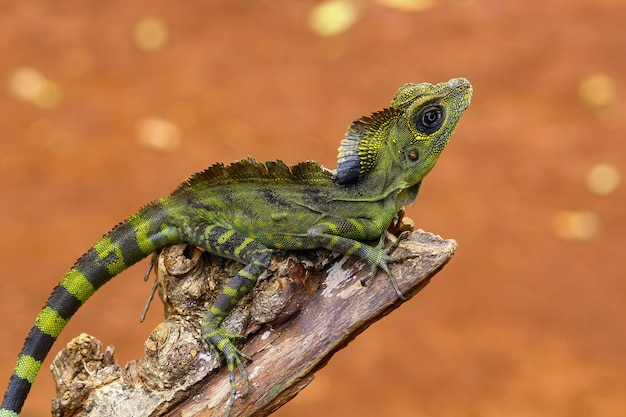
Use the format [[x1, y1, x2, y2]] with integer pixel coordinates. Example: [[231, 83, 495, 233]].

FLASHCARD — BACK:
[[0, 200, 180, 416]]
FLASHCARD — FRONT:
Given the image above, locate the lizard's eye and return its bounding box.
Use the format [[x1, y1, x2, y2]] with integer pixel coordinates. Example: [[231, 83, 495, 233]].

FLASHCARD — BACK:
[[414, 104, 445, 134], [408, 149, 420, 161]]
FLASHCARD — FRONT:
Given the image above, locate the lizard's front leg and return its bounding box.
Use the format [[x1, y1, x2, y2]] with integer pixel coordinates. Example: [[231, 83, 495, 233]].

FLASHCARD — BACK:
[[182, 222, 271, 416], [307, 220, 413, 299]]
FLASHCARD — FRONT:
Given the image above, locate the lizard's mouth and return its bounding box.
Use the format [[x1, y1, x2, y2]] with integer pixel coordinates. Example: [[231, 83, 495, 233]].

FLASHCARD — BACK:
[[442, 77, 473, 113], [454, 81, 473, 111]]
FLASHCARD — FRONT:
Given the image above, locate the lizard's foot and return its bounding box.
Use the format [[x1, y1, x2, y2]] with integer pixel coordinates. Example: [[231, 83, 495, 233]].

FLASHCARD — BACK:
[[204, 328, 252, 417], [360, 231, 417, 299]]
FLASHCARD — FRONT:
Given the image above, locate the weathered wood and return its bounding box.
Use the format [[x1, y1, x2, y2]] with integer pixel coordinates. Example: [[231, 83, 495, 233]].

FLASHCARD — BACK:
[[50, 229, 457, 417]]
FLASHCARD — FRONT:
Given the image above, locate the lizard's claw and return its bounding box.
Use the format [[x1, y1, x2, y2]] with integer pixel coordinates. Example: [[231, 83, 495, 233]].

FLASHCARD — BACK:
[[223, 342, 251, 417], [360, 231, 417, 299], [204, 329, 252, 417]]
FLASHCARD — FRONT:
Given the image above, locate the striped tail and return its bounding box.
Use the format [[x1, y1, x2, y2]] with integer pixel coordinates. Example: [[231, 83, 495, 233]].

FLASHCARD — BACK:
[[0, 201, 180, 416]]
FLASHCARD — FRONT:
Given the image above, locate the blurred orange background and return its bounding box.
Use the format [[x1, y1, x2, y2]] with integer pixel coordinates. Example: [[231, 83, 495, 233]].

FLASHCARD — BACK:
[[1, 1, 625, 416]]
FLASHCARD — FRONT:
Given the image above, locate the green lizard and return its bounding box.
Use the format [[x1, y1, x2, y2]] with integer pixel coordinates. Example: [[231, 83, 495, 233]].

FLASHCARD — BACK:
[[0, 78, 472, 417]]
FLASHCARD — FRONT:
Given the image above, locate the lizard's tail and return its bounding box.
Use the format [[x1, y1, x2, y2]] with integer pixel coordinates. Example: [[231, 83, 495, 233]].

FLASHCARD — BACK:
[[0, 200, 181, 416]]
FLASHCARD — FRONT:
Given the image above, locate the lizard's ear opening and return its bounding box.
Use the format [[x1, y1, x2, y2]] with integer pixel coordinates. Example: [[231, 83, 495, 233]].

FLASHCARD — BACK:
[[336, 108, 400, 185]]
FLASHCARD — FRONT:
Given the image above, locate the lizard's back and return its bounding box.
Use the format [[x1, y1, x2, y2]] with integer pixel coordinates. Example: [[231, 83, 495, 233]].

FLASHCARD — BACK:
[[171, 158, 395, 249]]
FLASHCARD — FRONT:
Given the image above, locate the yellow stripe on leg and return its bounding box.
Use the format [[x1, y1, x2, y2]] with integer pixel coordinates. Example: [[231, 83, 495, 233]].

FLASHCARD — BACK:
[[233, 238, 254, 258], [345, 241, 362, 256]]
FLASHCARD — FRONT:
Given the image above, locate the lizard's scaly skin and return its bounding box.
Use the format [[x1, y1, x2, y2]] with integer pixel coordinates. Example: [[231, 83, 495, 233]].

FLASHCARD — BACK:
[[0, 78, 472, 417]]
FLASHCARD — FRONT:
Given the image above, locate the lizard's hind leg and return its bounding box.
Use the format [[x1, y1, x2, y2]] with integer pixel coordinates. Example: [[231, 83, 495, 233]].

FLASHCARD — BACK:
[[182, 222, 272, 416], [201, 247, 271, 415]]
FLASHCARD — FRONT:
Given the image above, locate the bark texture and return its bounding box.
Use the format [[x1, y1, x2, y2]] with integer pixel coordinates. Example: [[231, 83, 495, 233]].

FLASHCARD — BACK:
[[50, 229, 457, 417]]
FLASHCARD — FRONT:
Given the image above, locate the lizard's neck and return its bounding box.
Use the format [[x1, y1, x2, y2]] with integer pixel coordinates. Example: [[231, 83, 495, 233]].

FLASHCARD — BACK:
[[357, 144, 415, 195], [334, 166, 411, 204]]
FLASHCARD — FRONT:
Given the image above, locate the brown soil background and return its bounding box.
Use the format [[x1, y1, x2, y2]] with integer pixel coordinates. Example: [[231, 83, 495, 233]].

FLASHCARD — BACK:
[[1, 1, 625, 416]]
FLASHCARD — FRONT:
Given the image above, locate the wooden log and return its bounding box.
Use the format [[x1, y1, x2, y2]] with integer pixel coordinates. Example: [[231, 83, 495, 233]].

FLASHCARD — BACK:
[[50, 229, 457, 417]]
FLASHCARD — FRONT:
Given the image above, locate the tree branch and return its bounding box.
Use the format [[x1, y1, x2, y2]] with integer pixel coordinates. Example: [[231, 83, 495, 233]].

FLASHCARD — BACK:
[[50, 229, 457, 417]]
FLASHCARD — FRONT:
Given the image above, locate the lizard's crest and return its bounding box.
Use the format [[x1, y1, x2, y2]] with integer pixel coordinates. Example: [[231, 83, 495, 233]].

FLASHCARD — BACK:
[[173, 157, 332, 193], [335, 78, 472, 186], [336, 107, 402, 185]]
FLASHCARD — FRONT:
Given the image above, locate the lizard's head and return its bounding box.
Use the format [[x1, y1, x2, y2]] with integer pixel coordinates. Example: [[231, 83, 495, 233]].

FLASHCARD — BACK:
[[336, 78, 472, 188]]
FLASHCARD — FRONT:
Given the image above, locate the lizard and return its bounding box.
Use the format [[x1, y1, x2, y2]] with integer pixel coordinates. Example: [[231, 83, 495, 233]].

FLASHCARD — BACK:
[[0, 77, 472, 417]]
